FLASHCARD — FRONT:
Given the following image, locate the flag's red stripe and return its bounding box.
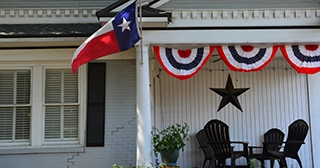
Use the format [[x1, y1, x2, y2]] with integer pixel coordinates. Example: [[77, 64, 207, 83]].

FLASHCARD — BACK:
[[72, 30, 120, 73]]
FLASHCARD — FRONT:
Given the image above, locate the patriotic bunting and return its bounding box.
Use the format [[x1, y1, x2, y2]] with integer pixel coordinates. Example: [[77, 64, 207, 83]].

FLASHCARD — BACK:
[[152, 44, 320, 80], [280, 45, 320, 74], [153, 46, 214, 80], [216, 45, 278, 72]]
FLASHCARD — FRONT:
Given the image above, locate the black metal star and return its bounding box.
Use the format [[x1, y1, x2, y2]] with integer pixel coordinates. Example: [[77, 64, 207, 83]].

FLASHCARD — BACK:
[[210, 74, 250, 112]]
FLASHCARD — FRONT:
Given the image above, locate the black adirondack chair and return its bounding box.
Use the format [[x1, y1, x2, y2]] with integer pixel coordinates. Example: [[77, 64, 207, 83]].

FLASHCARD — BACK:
[[249, 128, 285, 168], [196, 129, 215, 168], [203, 119, 249, 168], [268, 119, 309, 168]]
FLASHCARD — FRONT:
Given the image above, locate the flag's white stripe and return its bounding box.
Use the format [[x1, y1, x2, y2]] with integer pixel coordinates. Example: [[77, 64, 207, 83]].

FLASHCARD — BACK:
[[72, 18, 115, 62]]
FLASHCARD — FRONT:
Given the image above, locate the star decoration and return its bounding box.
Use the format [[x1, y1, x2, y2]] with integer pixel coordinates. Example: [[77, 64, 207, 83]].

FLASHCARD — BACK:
[[118, 18, 132, 32], [210, 74, 250, 112]]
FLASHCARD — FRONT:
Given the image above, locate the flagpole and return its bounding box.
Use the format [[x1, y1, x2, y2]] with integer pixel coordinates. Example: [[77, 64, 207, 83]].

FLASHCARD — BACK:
[[138, 0, 144, 64]]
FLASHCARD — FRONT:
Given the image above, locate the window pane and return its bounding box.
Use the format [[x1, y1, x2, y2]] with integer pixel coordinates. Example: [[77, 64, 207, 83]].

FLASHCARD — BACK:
[[0, 107, 13, 140], [45, 105, 79, 140], [64, 106, 78, 138], [45, 69, 79, 141], [64, 71, 78, 103], [15, 107, 30, 140], [45, 69, 78, 103], [45, 70, 62, 103], [45, 106, 61, 139], [16, 71, 31, 104], [0, 71, 14, 104], [0, 70, 30, 142], [0, 70, 30, 105]]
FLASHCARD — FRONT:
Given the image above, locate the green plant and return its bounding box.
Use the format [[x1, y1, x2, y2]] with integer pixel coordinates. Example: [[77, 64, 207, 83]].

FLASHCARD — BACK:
[[113, 164, 125, 168], [248, 159, 265, 168], [151, 122, 190, 156], [248, 159, 256, 168], [158, 161, 167, 166]]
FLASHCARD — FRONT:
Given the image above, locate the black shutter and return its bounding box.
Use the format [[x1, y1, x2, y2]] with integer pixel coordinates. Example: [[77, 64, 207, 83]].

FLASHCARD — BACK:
[[86, 62, 106, 147]]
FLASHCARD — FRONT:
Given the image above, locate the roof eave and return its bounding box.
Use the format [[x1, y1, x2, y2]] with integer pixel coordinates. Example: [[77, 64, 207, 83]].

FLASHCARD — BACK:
[[95, 0, 171, 28]]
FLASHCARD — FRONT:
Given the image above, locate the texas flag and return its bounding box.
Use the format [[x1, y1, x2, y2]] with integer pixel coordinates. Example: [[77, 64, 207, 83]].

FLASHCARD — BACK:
[[72, 1, 140, 74]]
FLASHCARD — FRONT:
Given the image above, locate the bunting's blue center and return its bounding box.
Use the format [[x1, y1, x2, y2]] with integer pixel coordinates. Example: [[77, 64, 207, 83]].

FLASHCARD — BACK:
[[228, 46, 267, 64], [165, 48, 204, 70], [292, 45, 320, 62]]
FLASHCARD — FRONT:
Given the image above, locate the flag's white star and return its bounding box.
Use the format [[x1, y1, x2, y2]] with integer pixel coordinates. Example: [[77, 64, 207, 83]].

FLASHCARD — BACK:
[[118, 18, 131, 32]]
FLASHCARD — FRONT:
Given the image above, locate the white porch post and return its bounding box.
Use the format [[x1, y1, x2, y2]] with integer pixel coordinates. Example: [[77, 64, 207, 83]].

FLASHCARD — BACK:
[[307, 74, 320, 168], [135, 43, 153, 166]]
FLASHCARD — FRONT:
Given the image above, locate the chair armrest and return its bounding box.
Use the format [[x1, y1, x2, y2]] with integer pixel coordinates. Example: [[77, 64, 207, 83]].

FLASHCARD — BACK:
[[248, 146, 263, 155], [231, 141, 249, 145], [263, 142, 284, 145], [262, 141, 284, 148], [284, 141, 305, 145], [267, 150, 282, 156], [208, 141, 248, 145], [230, 141, 249, 151], [248, 146, 262, 149], [207, 141, 230, 144], [207, 141, 234, 152]]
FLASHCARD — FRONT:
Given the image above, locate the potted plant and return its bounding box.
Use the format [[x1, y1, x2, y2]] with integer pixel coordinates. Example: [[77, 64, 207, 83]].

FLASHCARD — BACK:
[[151, 123, 190, 166]]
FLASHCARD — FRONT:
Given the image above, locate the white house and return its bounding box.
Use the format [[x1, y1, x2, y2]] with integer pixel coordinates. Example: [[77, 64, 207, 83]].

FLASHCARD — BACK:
[[0, 0, 320, 167]]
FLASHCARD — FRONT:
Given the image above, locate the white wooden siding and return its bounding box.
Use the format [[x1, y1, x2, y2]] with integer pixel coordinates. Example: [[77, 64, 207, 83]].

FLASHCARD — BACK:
[[152, 57, 312, 168]]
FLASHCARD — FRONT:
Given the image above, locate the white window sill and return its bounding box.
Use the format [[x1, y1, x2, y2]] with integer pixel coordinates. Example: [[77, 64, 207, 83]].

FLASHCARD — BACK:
[[0, 145, 85, 155]]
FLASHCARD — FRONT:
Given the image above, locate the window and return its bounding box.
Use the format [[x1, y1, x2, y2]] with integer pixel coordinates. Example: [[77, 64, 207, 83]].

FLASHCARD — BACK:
[[0, 63, 85, 154], [44, 69, 79, 142], [0, 70, 31, 143]]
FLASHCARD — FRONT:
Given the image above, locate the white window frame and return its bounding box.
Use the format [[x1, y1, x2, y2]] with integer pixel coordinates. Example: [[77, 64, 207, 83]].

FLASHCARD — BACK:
[[0, 67, 32, 146], [42, 67, 81, 145], [0, 57, 86, 154]]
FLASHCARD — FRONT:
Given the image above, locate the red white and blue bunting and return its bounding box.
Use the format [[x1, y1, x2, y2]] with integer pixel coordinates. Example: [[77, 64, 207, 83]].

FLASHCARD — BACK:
[[216, 45, 278, 72], [153, 46, 214, 80], [153, 44, 320, 80], [280, 45, 320, 74]]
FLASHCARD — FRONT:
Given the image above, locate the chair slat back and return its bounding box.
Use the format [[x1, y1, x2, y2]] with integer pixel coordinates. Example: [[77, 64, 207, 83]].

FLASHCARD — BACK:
[[284, 119, 309, 154], [196, 129, 212, 159], [264, 128, 285, 152], [204, 119, 232, 156]]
